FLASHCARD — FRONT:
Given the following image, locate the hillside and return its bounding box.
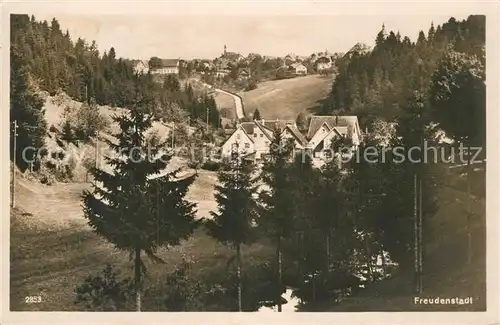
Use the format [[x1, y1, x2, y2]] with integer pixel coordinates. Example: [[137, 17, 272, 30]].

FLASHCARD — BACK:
[[239, 75, 333, 120]]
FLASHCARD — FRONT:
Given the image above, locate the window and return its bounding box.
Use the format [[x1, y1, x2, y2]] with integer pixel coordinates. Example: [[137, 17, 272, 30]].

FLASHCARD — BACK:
[[265, 141, 269, 146], [260, 134, 264, 138], [236, 134, 241, 140], [254, 133, 258, 137], [245, 143, 250, 149]]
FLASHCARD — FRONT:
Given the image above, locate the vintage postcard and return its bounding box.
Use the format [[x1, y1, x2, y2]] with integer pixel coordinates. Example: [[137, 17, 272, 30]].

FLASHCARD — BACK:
[[1, 1, 499, 324]]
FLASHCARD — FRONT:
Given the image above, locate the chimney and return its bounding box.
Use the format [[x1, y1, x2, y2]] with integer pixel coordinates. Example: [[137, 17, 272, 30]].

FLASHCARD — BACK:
[[335, 116, 338, 125]]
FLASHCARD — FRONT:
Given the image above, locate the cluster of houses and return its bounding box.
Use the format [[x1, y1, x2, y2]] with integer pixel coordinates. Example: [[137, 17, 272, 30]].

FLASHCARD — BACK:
[[221, 115, 362, 167], [131, 46, 348, 78], [131, 47, 251, 80]]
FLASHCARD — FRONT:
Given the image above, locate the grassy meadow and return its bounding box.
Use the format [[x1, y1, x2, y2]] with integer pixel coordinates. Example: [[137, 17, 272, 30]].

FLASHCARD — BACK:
[[9, 171, 274, 311], [239, 75, 333, 120]]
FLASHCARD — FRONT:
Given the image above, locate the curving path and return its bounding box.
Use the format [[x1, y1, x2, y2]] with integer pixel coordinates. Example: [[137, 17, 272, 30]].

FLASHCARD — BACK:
[[213, 88, 245, 120], [189, 78, 245, 120]]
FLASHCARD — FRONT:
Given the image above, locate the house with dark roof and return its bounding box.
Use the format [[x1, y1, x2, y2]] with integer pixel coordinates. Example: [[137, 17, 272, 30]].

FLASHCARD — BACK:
[[221, 120, 274, 160], [150, 59, 180, 75], [221, 115, 361, 166], [237, 68, 250, 80], [305, 115, 361, 162]]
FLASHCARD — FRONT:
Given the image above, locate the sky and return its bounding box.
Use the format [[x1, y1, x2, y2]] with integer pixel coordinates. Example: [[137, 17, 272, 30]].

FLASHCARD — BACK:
[[32, 13, 471, 60]]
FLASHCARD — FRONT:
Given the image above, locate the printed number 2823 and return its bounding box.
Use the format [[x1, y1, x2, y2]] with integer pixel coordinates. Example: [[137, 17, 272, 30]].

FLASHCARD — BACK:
[[25, 296, 42, 303]]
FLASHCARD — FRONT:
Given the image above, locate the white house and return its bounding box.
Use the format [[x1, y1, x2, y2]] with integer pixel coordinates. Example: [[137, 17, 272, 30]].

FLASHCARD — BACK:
[[215, 68, 231, 78], [291, 63, 307, 75], [133, 60, 149, 74], [221, 115, 361, 167], [221, 121, 274, 161], [151, 59, 180, 75]]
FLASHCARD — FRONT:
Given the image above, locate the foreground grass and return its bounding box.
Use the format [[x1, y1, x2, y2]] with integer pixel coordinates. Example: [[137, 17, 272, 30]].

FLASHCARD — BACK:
[[10, 207, 274, 311], [10, 170, 274, 311]]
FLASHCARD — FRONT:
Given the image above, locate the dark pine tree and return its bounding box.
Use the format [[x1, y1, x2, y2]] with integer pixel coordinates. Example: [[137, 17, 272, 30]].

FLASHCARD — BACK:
[[205, 150, 259, 311], [61, 119, 73, 142], [82, 82, 199, 311], [253, 108, 261, 121], [10, 42, 47, 171], [258, 128, 295, 312]]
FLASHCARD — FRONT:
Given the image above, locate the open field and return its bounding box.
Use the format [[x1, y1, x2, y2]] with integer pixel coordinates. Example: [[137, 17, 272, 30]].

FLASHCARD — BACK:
[[10, 172, 273, 311], [239, 75, 333, 120]]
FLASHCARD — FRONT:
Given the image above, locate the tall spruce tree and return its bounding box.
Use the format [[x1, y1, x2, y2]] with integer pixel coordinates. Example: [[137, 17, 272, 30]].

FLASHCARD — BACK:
[[10, 42, 47, 170], [258, 128, 294, 312], [82, 84, 199, 311], [205, 149, 259, 311], [314, 155, 349, 274], [253, 108, 261, 121]]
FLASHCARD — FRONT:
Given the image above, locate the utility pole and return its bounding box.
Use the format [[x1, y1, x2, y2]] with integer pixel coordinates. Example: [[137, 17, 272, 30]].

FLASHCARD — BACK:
[[466, 142, 472, 265], [206, 106, 209, 133], [418, 175, 423, 294], [413, 173, 419, 294], [11, 120, 19, 208]]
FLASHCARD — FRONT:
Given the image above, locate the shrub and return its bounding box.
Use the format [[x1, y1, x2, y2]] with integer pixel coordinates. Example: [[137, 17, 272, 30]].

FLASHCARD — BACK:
[[49, 124, 57, 133], [75, 264, 134, 311], [73, 99, 110, 141], [38, 168, 56, 185], [201, 160, 221, 171], [39, 148, 49, 159], [244, 82, 257, 92], [159, 258, 205, 311]]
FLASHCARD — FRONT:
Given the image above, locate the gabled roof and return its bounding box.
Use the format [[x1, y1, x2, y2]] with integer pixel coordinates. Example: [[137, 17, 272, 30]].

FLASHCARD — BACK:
[[291, 62, 306, 69], [238, 68, 250, 75], [224, 123, 254, 146], [308, 125, 348, 151], [306, 115, 359, 140], [132, 59, 148, 66], [282, 124, 307, 145], [254, 121, 274, 141], [161, 59, 180, 67], [315, 56, 331, 64], [240, 122, 255, 135]]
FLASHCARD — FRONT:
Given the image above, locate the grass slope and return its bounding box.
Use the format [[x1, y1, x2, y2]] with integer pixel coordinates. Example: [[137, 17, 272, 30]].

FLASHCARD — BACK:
[[239, 75, 333, 120], [10, 171, 272, 311]]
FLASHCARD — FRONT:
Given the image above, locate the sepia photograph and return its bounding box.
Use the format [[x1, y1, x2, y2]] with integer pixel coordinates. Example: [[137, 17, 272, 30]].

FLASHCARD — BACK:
[[2, 1, 499, 324]]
